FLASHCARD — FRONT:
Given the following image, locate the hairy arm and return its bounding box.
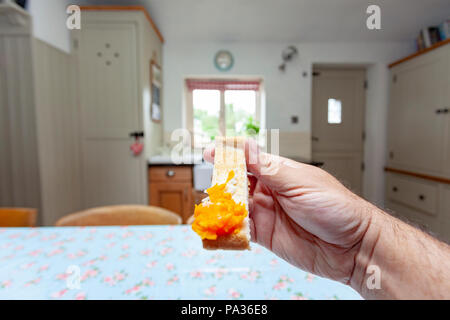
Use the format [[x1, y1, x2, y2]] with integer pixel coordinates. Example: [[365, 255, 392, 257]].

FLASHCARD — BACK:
[[350, 201, 450, 299], [204, 141, 450, 299]]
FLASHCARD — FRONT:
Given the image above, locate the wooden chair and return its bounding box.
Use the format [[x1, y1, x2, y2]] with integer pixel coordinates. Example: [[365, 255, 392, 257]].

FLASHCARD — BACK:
[[55, 205, 182, 227], [186, 214, 195, 225], [0, 208, 37, 227]]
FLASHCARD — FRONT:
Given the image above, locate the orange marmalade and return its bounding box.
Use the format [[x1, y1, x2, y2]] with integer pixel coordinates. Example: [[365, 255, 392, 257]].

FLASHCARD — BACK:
[[192, 170, 248, 240]]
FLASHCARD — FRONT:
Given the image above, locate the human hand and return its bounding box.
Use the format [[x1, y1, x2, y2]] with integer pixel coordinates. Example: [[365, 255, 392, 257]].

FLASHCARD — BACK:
[[204, 139, 374, 285]]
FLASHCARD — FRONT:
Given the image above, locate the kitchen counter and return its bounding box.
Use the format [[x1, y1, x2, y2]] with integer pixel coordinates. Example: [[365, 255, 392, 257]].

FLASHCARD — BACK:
[[148, 155, 323, 167], [148, 154, 203, 166], [148, 162, 194, 167]]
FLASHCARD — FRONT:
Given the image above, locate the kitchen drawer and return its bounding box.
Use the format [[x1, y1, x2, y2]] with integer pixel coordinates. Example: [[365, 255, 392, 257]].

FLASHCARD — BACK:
[[149, 166, 192, 182], [385, 200, 438, 235], [386, 173, 438, 216], [439, 185, 450, 244]]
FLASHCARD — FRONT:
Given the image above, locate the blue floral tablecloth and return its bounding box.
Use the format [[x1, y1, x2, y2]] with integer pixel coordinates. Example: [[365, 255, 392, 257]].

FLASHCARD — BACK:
[[0, 225, 361, 300]]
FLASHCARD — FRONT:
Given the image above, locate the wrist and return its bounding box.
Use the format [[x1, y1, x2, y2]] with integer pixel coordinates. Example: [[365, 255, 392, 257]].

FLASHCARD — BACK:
[[349, 200, 450, 299], [349, 202, 385, 298]]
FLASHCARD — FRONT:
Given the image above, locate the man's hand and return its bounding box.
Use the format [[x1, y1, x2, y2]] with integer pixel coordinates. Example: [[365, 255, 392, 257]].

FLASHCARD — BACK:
[[204, 139, 450, 299], [205, 139, 372, 284]]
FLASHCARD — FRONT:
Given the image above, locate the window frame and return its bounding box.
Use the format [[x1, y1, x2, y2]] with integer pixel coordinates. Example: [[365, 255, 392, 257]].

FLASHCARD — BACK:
[[184, 78, 264, 147]]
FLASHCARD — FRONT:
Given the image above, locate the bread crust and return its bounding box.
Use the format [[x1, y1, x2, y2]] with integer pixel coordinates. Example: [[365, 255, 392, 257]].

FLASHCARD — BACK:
[[202, 221, 251, 250], [201, 136, 251, 250]]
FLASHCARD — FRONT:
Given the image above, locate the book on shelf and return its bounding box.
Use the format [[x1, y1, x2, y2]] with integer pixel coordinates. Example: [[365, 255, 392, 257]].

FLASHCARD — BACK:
[[420, 28, 432, 48], [428, 27, 441, 45], [416, 33, 425, 51], [419, 26, 444, 49], [438, 20, 450, 41]]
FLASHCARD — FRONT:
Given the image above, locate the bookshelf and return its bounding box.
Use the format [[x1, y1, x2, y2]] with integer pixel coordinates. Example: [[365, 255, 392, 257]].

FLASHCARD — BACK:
[[388, 38, 450, 68]]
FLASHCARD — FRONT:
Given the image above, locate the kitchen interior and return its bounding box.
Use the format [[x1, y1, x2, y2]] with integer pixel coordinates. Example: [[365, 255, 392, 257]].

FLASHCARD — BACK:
[[1, 1, 450, 239]]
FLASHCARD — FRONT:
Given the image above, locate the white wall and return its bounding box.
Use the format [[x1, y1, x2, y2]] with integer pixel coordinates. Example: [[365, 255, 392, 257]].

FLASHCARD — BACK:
[[27, 0, 72, 53], [162, 41, 414, 206], [140, 11, 164, 159]]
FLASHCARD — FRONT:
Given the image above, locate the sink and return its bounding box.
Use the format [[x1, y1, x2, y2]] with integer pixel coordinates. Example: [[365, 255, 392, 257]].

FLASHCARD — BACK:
[[149, 153, 203, 164], [193, 162, 213, 191], [148, 155, 174, 164]]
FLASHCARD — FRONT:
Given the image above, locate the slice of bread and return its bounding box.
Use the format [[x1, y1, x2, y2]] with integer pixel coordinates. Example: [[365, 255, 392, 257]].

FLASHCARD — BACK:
[[202, 137, 250, 250]]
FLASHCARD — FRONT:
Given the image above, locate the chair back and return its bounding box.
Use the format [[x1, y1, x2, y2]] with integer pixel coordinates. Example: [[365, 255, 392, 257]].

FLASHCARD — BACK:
[[0, 208, 37, 227], [55, 205, 182, 226]]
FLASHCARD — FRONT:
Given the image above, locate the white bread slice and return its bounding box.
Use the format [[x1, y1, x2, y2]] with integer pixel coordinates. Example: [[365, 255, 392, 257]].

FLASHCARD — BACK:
[[202, 136, 250, 250]]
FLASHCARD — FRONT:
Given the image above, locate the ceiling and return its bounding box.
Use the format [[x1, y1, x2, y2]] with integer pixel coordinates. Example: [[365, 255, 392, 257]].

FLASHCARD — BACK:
[[78, 0, 450, 42]]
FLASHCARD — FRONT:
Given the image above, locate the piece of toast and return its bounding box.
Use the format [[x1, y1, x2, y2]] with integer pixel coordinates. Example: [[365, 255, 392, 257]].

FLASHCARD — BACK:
[[202, 137, 250, 250]]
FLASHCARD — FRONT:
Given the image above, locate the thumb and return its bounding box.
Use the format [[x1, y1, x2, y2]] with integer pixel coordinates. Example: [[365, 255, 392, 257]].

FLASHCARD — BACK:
[[249, 149, 305, 193], [204, 138, 306, 193]]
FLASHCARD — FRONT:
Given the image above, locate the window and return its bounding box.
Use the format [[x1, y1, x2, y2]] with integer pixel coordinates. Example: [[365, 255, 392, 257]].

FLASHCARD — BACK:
[[186, 79, 263, 148], [327, 98, 342, 124], [192, 89, 221, 146]]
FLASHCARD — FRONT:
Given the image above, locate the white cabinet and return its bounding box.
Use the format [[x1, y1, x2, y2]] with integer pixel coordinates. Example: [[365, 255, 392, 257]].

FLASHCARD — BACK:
[[386, 173, 438, 217], [387, 45, 450, 176], [385, 172, 450, 242], [386, 173, 440, 232], [386, 42, 450, 243], [440, 186, 450, 243], [444, 101, 450, 176]]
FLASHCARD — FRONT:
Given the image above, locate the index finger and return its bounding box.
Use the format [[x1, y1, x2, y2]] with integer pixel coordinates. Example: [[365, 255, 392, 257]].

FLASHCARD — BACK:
[[202, 138, 267, 178]]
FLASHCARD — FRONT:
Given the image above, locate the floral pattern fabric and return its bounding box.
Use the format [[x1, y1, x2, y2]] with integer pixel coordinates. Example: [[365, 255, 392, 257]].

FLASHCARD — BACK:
[[0, 226, 362, 300]]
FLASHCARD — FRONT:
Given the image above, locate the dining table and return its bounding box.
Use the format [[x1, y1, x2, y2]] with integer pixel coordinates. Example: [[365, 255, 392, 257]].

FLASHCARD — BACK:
[[0, 225, 362, 300]]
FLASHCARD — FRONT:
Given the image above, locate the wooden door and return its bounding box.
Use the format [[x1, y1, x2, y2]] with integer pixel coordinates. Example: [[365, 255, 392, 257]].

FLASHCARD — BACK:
[[388, 47, 448, 175], [76, 22, 145, 208], [312, 67, 366, 194]]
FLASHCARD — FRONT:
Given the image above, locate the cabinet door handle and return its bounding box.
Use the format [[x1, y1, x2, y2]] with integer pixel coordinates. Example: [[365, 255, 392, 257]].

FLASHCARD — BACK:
[[312, 136, 319, 142], [418, 194, 425, 201], [166, 170, 175, 177], [443, 108, 449, 114], [392, 186, 398, 192]]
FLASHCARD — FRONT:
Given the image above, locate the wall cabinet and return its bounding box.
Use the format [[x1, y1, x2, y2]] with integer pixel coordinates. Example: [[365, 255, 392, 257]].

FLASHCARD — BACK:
[[387, 44, 450, 177], [445, 110, 450, 176], [149, 166, 193, 223], [386, 42, 450, 242]]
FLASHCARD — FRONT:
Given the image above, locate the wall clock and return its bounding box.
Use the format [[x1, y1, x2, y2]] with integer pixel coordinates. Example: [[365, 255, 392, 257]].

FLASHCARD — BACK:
[[214, 50, 234, 71]]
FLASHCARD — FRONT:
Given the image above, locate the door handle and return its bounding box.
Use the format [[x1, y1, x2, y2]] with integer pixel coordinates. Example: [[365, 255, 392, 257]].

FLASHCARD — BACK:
[[129, 131, 144, 138], [312, 136, 319, 142], [435, 108, 449, 114]]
